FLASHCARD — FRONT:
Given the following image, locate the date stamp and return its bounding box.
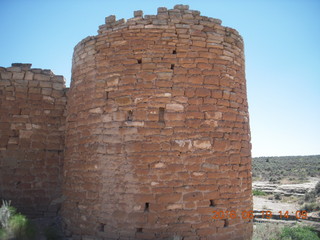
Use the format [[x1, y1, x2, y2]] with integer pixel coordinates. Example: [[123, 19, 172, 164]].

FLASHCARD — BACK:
[[212, 210, 308, 220]]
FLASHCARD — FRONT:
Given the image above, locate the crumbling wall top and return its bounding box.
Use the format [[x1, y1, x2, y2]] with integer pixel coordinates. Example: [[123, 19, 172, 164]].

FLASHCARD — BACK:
[[0, 63, 65, 84], [98, 4, 225, 34]]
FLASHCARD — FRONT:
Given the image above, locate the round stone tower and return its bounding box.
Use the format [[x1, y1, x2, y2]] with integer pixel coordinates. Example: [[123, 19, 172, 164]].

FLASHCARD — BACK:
[[62, 5, 253, 240]]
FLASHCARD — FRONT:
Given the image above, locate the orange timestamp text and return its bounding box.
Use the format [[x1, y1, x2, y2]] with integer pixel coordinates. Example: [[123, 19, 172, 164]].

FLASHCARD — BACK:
[[212, 210, 308, 220]]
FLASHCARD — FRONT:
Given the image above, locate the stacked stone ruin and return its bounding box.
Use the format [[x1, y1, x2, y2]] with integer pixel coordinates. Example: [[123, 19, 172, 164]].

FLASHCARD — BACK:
[[0, 63, 66, 217], [0, 5, 253, 240]]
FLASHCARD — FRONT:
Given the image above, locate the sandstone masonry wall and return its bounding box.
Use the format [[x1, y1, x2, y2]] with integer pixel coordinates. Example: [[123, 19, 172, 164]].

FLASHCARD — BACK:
[[62, 5, 253, 240], [0, 63, 66, 217]]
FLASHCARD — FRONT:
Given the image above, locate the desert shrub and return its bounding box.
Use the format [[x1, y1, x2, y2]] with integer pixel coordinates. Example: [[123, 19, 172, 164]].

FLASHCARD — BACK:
[[252, 222, 283, 240], [300, 202, 320, 212], [10, 213, 35, 239], [0, 228, 7, 239], [304, 191, 316, 202], [0, 201, 35, 240], [252, 155, 320, 182], [0, 200, 16, 229], [279, 226, 319, 240], [274, 193, 282, 200], [253, 190, 267, 196], [315, 181, 320, 196]]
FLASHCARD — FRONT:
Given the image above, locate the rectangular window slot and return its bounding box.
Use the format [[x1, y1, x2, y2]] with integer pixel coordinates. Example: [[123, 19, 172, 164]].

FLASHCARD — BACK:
[[144, 202, 149, 212], [224, 219, 229, 228], [159, 107, 165, 122], [171, 64, 175, 70], [137, 59, 142, 64], [136, 228, 143, 233], [106, 91, 109, 100], [127, 110, 133, 121], [209, 200, 215, 207], [98, 223, 105, 232], [172, 50, 177, 54]]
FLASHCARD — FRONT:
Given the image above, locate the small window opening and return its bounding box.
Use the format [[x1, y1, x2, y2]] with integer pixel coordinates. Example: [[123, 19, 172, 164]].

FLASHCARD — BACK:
[[98, 223, 105, 232], [159, 107, 165, 122], [224, 219, 229, 228], [144, 202, 149, 212], [136, 228, 143, 233], [172, 50, 177, 54], [171, 64, 175, 70], [137, 59, 142, 64], [209, 200, 215, 207], [127, 110, 133, 121], [106, 91, 109, 100]]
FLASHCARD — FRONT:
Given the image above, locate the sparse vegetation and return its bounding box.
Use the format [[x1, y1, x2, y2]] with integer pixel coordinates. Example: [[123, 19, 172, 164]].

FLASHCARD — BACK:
[[299, 202, 320, 212], [252, 155, 320, 182], [0, 200, 36, 240], [253, 223, 283, 240], [304, 190, 316, 202], [298, 181, 320, 212], [253, 224, 320, 240], [274, 193, 282, 200], [253, 189, 267, 196], [315, 181, 320, 195], [279, 226, 319, 240]]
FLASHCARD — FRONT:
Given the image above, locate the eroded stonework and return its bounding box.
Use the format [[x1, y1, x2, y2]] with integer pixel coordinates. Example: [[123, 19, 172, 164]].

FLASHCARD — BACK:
[[0, 63, 66, 217], [0, 4, 252, 240], [62, 4, 253, 240]]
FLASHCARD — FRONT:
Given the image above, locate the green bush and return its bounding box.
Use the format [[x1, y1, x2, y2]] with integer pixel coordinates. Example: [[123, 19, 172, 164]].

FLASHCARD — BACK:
[[0, 200, 16, 229], [304, 191, 316, 202], [279, 226, 319, 240], [0, 228, 7, 239], [274, 193, 282, 200], [252, 155, 320, 182], [315, 181, 320, 196], [0, 200, 36, 240], [253, 189, 267, 196], [300, 202, 320, 212], [252, 222, 283, 240]]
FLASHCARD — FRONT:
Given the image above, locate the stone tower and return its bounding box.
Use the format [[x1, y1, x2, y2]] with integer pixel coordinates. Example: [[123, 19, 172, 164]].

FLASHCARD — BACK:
[[62, 5, 253, 240]]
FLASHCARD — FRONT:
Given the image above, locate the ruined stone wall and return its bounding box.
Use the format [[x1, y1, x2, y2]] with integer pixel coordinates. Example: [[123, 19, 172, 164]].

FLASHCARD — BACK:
[[62, 5, 252, 240], [0, 63, 66, 217]]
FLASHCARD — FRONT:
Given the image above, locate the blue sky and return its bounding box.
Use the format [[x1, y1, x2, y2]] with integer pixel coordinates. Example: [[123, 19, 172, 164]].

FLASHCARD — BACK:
[[1, 0, 319, 157]]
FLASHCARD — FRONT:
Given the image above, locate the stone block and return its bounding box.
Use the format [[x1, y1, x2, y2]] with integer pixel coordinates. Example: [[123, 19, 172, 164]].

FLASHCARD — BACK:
[[193, 139, 212, 149], [166, 103, 184, 111], [174, 4, 189, 10], [115, 96, 132, 106], [34, 73, 50, 81], [1, 72, 13, 79], [134, 10, 143, 17]]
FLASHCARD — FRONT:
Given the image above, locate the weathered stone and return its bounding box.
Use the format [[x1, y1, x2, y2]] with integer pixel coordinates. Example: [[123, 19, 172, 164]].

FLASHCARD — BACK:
[[105, 15, 116, 24], [193, 139, 212, 149], [174, 4, 189, 10], [1, 71, 13, 79], [0, 4, 252, 240], [166, 103, 184, 111], [134, 10, 143, 18], [0, 64, 66, 218]]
